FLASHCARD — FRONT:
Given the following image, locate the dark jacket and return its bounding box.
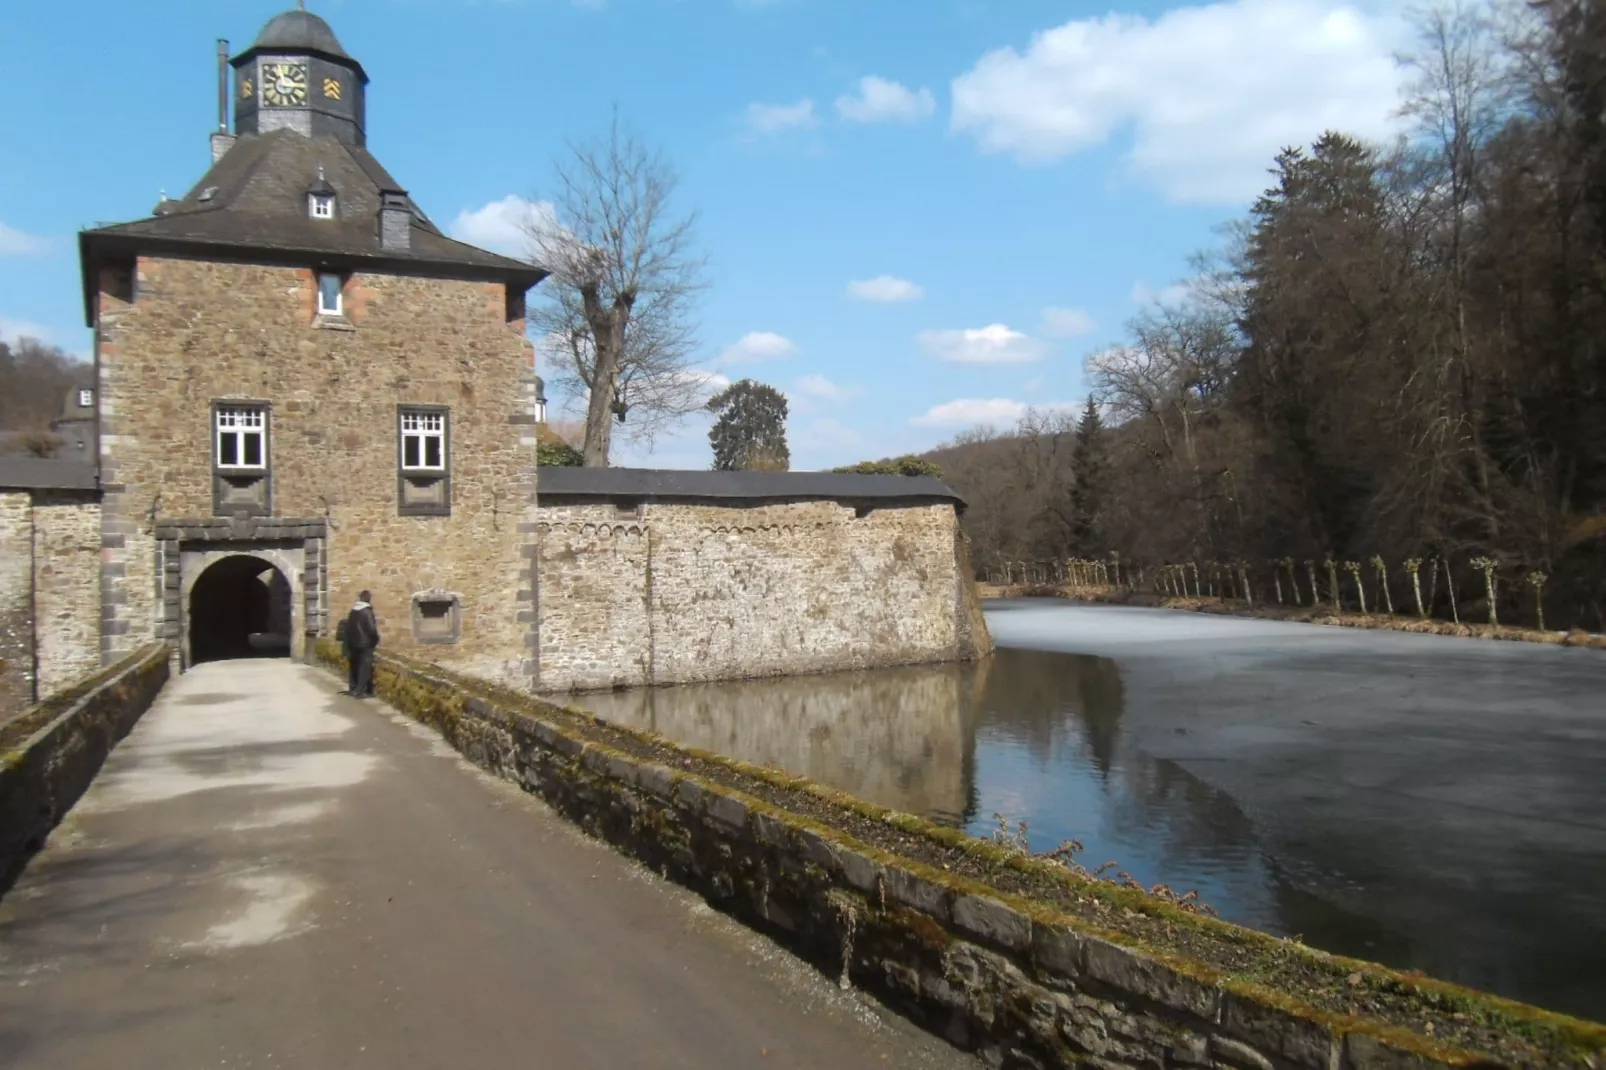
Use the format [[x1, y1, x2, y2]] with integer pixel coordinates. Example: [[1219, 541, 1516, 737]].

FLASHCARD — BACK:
[[343, 602, 380, 653]]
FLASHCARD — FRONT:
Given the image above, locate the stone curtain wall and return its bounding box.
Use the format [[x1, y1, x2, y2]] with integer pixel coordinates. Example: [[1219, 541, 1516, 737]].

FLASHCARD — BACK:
[[535, 500, 965, 691], [317, 645, 1603, 1070], [95, 256, 537, 684], [0, 493, 31, 715], [0, 490, 103, 716], [31, 492, 104, 697]]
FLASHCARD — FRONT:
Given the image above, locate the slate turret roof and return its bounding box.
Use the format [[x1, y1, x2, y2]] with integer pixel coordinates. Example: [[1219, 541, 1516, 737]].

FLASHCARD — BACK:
[[78, 129, 546, 324]]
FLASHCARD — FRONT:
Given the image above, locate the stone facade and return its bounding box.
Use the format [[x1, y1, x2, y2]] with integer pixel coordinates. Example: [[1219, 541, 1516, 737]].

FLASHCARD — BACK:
[[534, 498, 978, 691], [94, 256, 537, 685], [0, 489, 103, 715]]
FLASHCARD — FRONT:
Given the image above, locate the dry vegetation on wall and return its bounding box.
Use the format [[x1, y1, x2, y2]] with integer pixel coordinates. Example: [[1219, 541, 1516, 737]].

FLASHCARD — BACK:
[[921, 2, 1606, 637], [319, 639, 1606, 1067]]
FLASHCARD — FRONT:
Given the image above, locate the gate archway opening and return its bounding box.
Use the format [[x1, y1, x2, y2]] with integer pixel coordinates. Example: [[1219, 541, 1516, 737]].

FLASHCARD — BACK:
[[189, 554, 293, 663]]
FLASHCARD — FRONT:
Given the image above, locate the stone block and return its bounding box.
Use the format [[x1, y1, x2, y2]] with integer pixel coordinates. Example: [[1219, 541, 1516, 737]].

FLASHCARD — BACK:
[[675, 778, 705, 810], [795, 828, 839, 870], [1211, 1037, 1275, 1070], [637, 764, 676, 800], [1084, 937, 1222, 1022], [706, 792, 749, 831], [1220, 991, 1337, 1070], [1033, 921, 1085, 980], [953, 894, 1032, 951], [751, 810, 788, 846], [551, 733, 586, 758], [1341, 1032, 1453, 1070], [836, 846, 883, 893], [603, 754, 638, 786], [884, 864, 951, 919]]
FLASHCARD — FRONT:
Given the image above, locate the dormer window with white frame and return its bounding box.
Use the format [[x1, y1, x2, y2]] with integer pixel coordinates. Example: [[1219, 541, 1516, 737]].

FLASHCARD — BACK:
[[306, 165, 337, 221], [317, 272, 343, 316], [77, 388, 93, 408]]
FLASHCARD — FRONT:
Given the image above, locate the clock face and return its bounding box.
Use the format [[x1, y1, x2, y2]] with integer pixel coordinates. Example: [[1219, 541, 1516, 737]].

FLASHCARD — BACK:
[[261, 62, 308, 107]]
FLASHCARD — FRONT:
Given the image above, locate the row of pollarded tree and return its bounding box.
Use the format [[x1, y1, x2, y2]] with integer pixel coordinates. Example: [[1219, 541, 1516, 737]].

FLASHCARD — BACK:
[[941, 1, 1606, 635], [989, 553, 1561, 632]]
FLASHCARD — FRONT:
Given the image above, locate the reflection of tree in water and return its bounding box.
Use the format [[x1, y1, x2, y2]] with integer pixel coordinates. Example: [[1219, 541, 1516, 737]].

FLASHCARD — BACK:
[[974, 649, 1126, 775]]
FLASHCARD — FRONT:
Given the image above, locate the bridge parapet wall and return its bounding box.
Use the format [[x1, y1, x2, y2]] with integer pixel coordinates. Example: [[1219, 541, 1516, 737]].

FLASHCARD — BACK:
[[0, 643, 169, 893], [314, 639, 1604, 1070]]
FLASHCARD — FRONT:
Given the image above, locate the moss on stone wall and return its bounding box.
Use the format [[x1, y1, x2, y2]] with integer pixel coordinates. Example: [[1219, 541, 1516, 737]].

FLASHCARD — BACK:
[[314, 639, 1605, 1070]]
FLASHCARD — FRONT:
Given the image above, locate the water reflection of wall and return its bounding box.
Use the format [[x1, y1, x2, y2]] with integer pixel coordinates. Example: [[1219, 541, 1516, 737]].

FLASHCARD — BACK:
[[575, 661, 975, 822], [971, 649, 1126, 776]]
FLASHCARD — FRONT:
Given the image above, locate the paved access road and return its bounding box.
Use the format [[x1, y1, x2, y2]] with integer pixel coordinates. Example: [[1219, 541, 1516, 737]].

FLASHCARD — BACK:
[[0, 660, 976, 1070]]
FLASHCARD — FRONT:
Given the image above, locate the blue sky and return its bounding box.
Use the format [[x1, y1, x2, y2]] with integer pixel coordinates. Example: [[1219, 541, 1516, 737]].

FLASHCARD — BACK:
[[0, 0, 1412, 470]]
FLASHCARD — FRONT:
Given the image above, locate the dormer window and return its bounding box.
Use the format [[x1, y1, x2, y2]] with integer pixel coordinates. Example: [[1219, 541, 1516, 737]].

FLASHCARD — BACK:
[[77, 389, 93, 408], [306, 165, 337, 220]]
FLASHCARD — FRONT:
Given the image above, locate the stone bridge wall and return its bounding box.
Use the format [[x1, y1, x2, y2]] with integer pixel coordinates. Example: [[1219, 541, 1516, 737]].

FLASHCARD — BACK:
[[534, 499, 979, 691], [0, 644, 169, 893], [317, 642, 1603, 1070]]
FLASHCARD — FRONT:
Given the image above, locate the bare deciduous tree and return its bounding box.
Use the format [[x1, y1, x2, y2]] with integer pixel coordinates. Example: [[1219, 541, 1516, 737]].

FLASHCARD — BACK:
[[524, 110, 708, 466]]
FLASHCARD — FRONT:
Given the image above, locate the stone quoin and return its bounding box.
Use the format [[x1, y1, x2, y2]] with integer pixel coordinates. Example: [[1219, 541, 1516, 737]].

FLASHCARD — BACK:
[[0, 7, 989, 713]]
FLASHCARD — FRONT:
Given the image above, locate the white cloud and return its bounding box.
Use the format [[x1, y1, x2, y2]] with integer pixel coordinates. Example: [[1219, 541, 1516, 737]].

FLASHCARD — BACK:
[[745, 99, 818, 134], [1041, 306, 1094, 337], [916, 323, 1047, 364], [949, 0, 1408, 203], [911, 398, 1033, 428], [0, 221, 51, 257], [847, 275, 925, 303], [1131, 279, 1193, 308], [0, 316, 55, 346], [791, 374, 862, 410], [911, 397, 1078, 428], [835, 77, 937, 124], [448, 195, 555, 258], [719, 331, 797, 364]]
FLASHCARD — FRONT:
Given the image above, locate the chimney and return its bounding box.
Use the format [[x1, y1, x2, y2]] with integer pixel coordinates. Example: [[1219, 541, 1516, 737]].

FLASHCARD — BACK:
[[210, 39, 236, 163], [379, 189, 412, 252]]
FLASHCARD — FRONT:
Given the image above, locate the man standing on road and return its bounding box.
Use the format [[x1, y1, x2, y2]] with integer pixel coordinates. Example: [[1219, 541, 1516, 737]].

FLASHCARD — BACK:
[[341, 590, 381, 698]]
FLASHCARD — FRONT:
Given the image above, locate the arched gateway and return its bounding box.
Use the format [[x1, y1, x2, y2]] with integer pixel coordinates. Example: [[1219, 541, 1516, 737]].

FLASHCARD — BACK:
[[187, 554, 293, 663]]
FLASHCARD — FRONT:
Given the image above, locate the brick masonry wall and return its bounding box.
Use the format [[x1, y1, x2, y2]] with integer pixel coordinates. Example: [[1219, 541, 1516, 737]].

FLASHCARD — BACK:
[[535, 499, 968, 691], [0, 492, 32, 715], [95, 256, 537, 685], [31, 492, 102, 699]]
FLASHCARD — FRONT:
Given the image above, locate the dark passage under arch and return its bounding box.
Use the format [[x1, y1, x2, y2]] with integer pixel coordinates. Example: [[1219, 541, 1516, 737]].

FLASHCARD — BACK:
[[189, 555, 292, 663]]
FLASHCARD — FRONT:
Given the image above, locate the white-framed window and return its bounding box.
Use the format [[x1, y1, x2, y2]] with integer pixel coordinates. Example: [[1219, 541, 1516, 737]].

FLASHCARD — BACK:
[[216, 405, 266, 470], [77, 388, 93, 408], [309, 193, 335, 219], [400, 409, 446, 471], [317, 272, 343, 316]]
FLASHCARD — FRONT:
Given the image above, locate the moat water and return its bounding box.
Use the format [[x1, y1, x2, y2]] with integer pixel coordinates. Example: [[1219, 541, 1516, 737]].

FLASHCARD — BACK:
[[574, 599, 1606, 1022]]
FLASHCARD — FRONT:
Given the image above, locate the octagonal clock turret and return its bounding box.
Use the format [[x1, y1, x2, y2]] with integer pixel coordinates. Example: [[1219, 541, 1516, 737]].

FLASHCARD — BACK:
[[230, 8, 368, 146]]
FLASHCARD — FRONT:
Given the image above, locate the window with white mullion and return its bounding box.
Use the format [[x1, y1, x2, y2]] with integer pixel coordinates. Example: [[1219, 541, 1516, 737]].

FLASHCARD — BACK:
[[216, 406, 266, 470], [400, 410, 446, 471]]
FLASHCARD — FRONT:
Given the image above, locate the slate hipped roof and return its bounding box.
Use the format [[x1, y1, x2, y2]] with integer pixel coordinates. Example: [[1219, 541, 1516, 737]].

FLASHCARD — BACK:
[[537, 467, 967, 510], [78, 128, 546, 324]]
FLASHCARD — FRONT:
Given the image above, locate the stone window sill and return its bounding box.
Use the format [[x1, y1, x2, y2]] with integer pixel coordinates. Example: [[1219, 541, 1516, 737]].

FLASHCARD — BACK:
[[313, 314, 355, 331]]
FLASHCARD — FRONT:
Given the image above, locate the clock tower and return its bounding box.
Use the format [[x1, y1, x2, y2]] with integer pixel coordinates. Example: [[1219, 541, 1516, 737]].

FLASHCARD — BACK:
[[230, 8, 368, 145]]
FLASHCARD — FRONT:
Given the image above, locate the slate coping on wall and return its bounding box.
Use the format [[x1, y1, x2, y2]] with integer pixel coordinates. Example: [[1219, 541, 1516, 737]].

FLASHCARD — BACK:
[[535, 467, 967, 511], [0, 457, 100, 492], [313, 641, 1606, 1070]]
